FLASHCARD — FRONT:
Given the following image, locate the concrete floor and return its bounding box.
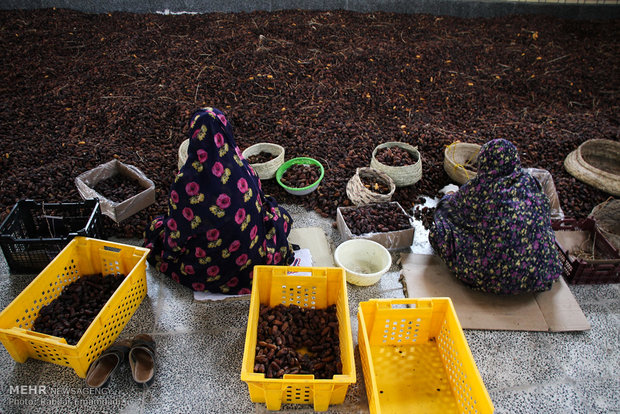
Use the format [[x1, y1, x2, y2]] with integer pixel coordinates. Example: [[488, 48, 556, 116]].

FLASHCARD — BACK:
[[0, 203, 618, 414]]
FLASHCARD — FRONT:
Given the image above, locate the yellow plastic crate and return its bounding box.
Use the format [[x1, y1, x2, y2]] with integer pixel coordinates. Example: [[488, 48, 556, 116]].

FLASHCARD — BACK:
[[241, 266, 356, 412], [0, 237, 149, 378], [358, 298, 494, 414]]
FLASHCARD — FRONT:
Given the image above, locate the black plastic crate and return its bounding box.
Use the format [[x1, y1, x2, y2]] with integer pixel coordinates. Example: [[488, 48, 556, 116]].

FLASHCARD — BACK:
[[0, 199, 104, 273]]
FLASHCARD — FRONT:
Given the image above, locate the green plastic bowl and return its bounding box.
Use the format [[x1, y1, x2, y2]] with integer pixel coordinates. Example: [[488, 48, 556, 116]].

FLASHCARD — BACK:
[[276, 157, 325, 196]]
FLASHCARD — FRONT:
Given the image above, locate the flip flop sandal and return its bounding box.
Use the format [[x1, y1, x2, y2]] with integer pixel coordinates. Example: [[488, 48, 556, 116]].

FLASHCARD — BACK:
[[85, 339, 132, 388], [129, 334, 156, 388]]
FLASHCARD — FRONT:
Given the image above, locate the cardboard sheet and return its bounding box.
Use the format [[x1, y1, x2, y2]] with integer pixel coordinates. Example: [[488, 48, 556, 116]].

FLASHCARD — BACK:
[[287, 227, 334, 267], [400, 253, 590, 332], [193, 227, 333, 302]]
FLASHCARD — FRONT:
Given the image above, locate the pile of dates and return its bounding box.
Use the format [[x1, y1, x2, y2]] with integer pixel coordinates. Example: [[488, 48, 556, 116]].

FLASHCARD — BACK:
[[342, 203, 412, 235], [375, 146, 418, 166], [32, 273, 125, 345], [281, 164, 321, 188], [247, 151, 276, 164], [360, 173, 391, 195], [93, 174, 145, 203], [254, 303, 342, 379], [413, 205, 436, 231]]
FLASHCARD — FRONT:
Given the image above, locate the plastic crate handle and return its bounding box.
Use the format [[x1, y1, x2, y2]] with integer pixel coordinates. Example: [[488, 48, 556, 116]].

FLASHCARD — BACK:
[[7, 327, 69, 345], [373, 298, 435, 310], [281, 266, 328, 278]]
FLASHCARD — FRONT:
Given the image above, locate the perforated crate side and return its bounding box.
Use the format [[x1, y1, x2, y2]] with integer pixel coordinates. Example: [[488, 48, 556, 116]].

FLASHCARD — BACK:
[[436, 300, 493, 413]]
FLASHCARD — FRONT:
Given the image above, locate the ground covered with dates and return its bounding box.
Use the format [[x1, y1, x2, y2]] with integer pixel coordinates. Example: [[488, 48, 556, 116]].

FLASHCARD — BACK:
[[0, 9, 618, 238]]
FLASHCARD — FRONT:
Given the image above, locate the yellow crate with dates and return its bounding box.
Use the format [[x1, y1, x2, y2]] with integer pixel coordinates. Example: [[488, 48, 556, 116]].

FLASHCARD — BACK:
[[0, 237, 149, 378]]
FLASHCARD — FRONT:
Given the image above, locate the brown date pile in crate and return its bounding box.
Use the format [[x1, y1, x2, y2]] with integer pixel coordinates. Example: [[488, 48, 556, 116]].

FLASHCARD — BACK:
[[375, 146, 419, 166], [254, 303, 342, 379], [32, 273, 125, 345], [281, 164, 321, 188], [247, 151, 277, 164], [93, 174, 146, 203], [343, 203, 412, 235]]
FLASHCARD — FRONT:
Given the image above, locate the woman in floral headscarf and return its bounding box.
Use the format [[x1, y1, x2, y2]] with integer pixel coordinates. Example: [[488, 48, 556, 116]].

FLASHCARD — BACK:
[[144, 107, 294, 294], [429, 139, 561, 294]]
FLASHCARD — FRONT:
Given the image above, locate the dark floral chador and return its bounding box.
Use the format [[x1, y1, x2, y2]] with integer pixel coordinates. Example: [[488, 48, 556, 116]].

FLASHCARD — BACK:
[[429, 139, 561, 294], [144, 108, 294, 294]]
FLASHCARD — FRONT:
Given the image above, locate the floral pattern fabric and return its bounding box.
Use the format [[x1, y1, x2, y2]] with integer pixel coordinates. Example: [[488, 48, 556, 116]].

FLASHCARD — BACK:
[[144, 107, 294, 294], [429, 139, 561, 294]]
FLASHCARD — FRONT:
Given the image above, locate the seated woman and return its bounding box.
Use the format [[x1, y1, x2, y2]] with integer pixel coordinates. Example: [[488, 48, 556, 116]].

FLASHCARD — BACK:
[[144, 107, 294, 295], [429, 139, 561, 294]]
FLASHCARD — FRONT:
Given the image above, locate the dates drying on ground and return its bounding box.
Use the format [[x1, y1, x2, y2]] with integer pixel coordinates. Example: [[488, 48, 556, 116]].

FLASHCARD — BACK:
[[281, 164, 321, 188], [360, 173, 391, 195], [0, 9, 615, 239], [93, 174, 145, 203], [375, 147, 419, 166], [413, 205, 437, 231], [32, 273, 125, 345], [254, 303, 342, 379], [247, 151, 277, 164], [342, 203, 412, 235]]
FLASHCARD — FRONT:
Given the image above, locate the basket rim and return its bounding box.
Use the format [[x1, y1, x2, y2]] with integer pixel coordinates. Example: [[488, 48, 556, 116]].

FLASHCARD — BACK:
[[564, 139, 620, 196], [370, 142, 422, 187], [371, 141, 421, 169], [443, 142, 480, 163], [242, 142, 285, 163], [178, 138, 190, 170], [574, 139, 620, 179], [346, 167, 396, 204], [356, 166, 394, 184], [243, 143, 286, 180], [443, 142, 480, 184]]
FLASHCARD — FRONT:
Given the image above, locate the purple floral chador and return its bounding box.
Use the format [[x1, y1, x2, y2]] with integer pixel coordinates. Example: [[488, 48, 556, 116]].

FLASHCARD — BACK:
[[429, 139, 561, 294], [144, 108, 294, 294]]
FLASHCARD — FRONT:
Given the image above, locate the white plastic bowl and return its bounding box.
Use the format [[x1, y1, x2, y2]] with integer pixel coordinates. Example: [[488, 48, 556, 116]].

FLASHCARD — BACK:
[[334, 239, 392, 286]]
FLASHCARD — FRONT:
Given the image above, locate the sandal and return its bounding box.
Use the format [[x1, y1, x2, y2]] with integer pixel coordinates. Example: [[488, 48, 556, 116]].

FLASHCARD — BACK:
[[85, 339, 132, 388], [129, 334, 156, 388]]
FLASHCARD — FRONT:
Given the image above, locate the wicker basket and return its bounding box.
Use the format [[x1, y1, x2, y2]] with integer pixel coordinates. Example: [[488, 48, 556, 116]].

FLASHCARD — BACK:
[[370, 142, 422, 187], [564, 139, 620, 196], [242, 143, 285, 180], [177, 139, 189, 171], [589, 198, 620, 251], [443, 142, 481, 185], [346, 167, 395, 206]]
